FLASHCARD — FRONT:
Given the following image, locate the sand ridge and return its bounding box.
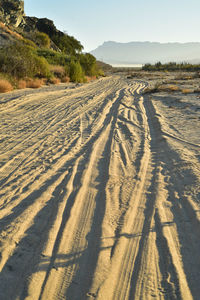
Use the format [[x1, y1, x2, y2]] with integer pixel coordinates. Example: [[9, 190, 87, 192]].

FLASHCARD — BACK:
[[0, 75, 199, 299]]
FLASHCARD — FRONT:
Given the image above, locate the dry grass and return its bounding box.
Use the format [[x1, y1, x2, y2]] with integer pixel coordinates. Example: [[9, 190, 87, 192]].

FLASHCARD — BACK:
[[26, 78, 43, 89], [0, 79, 13, 93], [18, 80, 27, 89], [0, 22, 23, 40], [49, 77, 61, 85], [167, 85, 180, 92], [41, 78, 48, 85], [85, 76, 97, 82], [181, 88, 193, 94], [143, 83, 180, 94], [49, 65, 65, 78], [61, 76, 70, 83], [175, 73, 200, 80]]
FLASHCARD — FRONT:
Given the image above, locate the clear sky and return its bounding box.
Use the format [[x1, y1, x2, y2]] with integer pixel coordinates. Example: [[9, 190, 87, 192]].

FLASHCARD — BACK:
[[24, 0, 200, 52]]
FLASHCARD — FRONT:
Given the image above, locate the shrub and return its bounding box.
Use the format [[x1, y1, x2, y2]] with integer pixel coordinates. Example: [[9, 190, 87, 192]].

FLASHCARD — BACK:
[[26, 78, 43, 88], [22, 38, 37, 48], [33, 55, 51, 78], [0, 79, 13, 93], [143, 82, 183, 94], [85, 76, 97, 82], [0, 42, 51, 79], [37, 49, 70, 66], [182, 88, 192, 94], [167, 85, 180, 92], [52, 33, 83, 55], [28, 31, 50, 48], [142, 62, 200, 72], [69, 61, 84, 82], [79, 53, 98, 76], [49, 77, 61, 85], [61, 76, 70, 83], [50, 65, 65, 78], [35, 32, 50, 48], [18, 80, 27, 89]]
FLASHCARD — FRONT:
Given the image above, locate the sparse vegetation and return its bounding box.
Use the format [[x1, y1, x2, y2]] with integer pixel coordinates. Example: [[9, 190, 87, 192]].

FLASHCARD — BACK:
[[18, 79, 26, 89], [60, 76, 70, 83], [181, 88, 192, 94], [143, 82, 198, 95], [25, 78, 44, 89], [49, 77, 61, 85]]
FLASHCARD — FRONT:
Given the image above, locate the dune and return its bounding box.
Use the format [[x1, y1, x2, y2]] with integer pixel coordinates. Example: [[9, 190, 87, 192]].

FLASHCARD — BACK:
[[0, 75, 199, 299]]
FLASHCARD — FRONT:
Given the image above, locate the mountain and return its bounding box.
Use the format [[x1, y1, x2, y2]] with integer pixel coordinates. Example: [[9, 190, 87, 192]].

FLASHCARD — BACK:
[[90, 41, 200, 65]]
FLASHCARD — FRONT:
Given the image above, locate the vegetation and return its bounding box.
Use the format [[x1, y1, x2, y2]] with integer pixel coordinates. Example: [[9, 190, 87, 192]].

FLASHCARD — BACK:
[[69, 61, 85, 83], [51, 33, 83, 55], [0, 21, 104, 92], [79, 53, 99, 76], [0, 79, 13, 92], [37, 49, 70, 66], [0, 42, 51, 79], [143, 62, 200, 72], [28, 31, 51, 48]]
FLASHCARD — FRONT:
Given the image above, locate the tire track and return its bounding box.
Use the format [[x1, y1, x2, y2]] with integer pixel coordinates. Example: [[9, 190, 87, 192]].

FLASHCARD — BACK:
[[0, 76, 199, 300]]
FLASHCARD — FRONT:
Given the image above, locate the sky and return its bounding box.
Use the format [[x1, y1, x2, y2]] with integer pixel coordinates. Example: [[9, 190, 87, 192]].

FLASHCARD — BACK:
[[24, 0, 200, 52]]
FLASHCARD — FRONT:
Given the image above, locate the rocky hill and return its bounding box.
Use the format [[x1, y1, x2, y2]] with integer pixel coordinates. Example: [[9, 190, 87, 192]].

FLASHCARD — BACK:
[[0, 0, 74, 50], [0, 0, 103, 92], [0, 0, 25, 27]]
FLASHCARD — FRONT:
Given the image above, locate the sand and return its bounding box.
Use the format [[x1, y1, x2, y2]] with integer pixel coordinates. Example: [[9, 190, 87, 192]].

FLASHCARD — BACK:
[[0, 75, 199, 300]]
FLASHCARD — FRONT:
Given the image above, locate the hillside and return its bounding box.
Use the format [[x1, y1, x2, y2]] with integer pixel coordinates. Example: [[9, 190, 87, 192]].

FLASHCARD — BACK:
[[0, 0, 103, 92], [91, 41, 200, 65]]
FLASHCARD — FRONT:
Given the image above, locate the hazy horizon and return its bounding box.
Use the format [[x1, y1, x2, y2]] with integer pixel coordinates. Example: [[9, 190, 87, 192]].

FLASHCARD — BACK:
[[91, 41, 200, 65], [24, 0, 200, 52]]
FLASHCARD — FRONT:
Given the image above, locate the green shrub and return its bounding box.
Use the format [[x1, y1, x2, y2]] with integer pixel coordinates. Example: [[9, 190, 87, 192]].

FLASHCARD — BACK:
[[69, 61, 84, 82], [33, 55, 51, 78], [37, 49, 70, 66], [52, 33, 83, 55], [33, 32, 50, 48], [22, 38, 37, 48], [0, 42, 51, 79], [79, 53, 98, 76], [23, 31, 50, 48]]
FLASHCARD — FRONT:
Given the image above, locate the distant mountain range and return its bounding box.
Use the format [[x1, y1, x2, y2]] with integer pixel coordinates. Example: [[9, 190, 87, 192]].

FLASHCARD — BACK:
[[90, 41, 200, 65]]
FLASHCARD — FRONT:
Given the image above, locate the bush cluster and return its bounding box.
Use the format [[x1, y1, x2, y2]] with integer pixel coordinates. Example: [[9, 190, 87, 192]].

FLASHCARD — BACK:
[[143, 62, 200, 72], [0, 23, 104, 92], [28, 32, 50, 48], [0, 43, 51, 79]]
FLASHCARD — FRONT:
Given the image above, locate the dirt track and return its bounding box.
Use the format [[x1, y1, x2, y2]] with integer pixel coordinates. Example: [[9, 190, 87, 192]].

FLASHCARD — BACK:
[[0, 75, 200, 300]]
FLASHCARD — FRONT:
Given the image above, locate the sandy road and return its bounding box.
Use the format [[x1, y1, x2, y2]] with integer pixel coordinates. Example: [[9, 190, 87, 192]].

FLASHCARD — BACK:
[[0, 75, 200, 300]]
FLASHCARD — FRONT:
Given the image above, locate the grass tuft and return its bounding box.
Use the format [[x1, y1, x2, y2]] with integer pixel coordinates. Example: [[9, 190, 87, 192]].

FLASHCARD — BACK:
[[0, 79, 13, 93], [26, 78, 43, 89], [49, 77, 61, 85]]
